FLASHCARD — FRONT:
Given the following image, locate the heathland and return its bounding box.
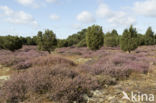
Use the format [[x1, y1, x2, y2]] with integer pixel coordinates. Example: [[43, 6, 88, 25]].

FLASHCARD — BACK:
[[0, 25, 156, 103]]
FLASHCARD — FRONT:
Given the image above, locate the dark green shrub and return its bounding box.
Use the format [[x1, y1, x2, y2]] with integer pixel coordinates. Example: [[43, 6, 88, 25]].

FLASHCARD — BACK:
[[19, 36, 37, 45], [137, 34, 145, 46], [66, 29, 87, 46], [1, 36, 22, 51], [77, 39, 87, 47], [37, 30, 57, 53], [144, 27, 155, 45], [0, 36, 4, 49], [104, 30, 119, 47], [120, 25, 138, 53], [26, 36, 37, 45], [86, 25, 104, 50], [155, 35, 156, 44], [57, 39, 68, 48]]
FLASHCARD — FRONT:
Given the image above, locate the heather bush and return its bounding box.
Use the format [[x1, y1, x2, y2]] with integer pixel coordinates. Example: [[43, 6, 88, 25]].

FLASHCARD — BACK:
[[0, 46, 48, 69], [0, 55, 22, 67], [78, 51, 153, 79], [96, 75, 117, 86], [32, 55, 76, 67], [1, 73, 28, 103], [0, 45, 156, 103], [12, 61, 32, 69], [56, 46, 114, 58], [0, 64, 99, 103], [49, 74, 98, 103], [0, 46, 77, 70], [79, 63, 132, 80]]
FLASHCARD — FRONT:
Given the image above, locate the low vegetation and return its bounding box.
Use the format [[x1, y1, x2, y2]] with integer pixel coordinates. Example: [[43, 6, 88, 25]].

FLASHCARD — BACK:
[[0, 45, 156, 103], [0, 25, 156, 103], [0, 46, 48, 70]]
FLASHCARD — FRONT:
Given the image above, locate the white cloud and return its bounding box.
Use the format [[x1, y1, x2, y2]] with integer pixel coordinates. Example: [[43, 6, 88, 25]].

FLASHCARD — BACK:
[[16, 0, 34, 5], [16, 0, 39, 8], [108, 11, 136, 26], [0, 6, 38, 26], [77, 11, 96, 24], [50, 14, 60, 21], [96, 3, 136, 26], [45, 0, 57, 3], [134, 0, 156, 17], [0, 6, 14, 16], [96, 3, 113, 18]]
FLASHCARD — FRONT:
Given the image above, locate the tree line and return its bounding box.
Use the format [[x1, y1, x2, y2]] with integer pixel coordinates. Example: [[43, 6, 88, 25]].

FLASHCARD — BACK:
[[0, 25, 156, 53]]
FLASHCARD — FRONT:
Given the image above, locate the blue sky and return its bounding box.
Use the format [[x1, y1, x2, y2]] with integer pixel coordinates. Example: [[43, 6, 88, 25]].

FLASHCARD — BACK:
[[0, 0, 156, 38]]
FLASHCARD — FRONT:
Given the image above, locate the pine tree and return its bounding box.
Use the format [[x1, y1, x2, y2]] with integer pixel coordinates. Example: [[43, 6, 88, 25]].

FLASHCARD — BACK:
[[37, 31, 43, 50], [120, 25, 138, 53], [86, 25, 104, 50], [104, 29, 119, 47], [37, 30, 57, 53], [145, 27, 155, 45]]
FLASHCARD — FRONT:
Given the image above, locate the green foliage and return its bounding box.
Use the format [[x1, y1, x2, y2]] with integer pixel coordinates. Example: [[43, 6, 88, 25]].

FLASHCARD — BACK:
[[57, 39, 68, 48], [66, 34, 80, 46], [0, 35, 22, 51], [137, 34, 145, 46], [155, 35, 156, 44], [19, 36, 27, 45], [36, 31, 43, 50], [0, 36, 4, 49], [19, 36, 37, 45], [120, 25, 138, 53], [104, 29, 119, 47], [111, 29, 118, 36], [37, 29, 57, 53], [144, 27, 155, 45], [26, 36, 36, 45], [66, 29, 87, 46], [86, 25, 104, 50], [76, 39, 87, 47], [0, 25, 156, 52]]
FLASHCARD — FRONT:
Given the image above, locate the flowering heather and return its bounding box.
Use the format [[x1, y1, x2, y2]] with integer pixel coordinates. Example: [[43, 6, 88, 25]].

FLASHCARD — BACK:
[[0, 65, 99, 103], [0, 46, 48, 69], [56, 46, 120, 58], [81, 52, 152, 79], [0, 45, 156, 103], [31, 55, 76, 67], [77, 46, 156, 79]]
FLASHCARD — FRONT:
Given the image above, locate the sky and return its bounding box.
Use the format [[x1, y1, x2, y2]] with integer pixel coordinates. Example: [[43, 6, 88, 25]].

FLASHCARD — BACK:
[[0, 0, 156, 38]]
